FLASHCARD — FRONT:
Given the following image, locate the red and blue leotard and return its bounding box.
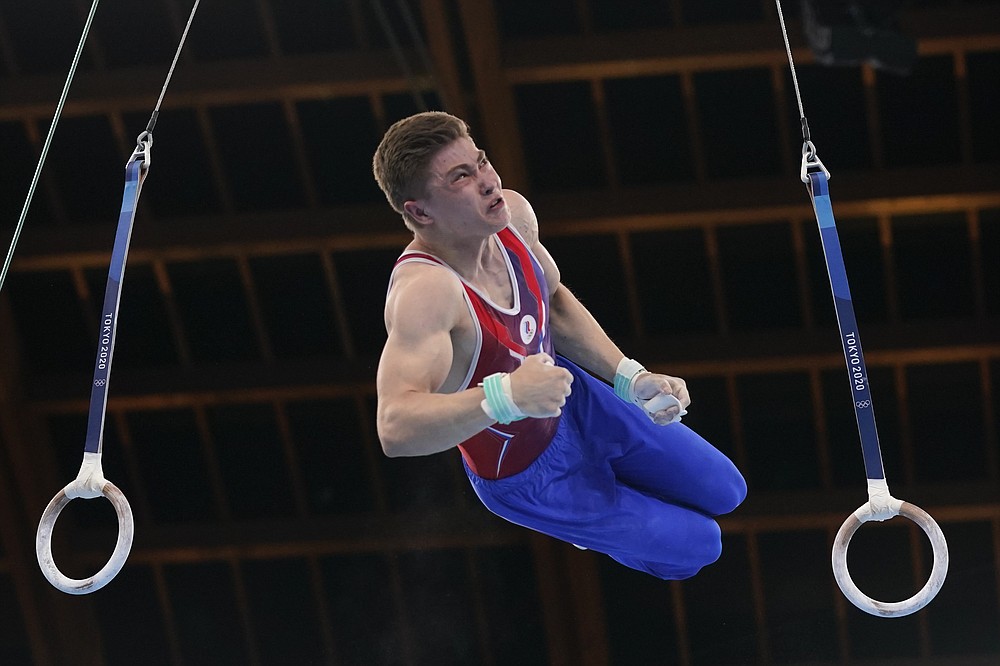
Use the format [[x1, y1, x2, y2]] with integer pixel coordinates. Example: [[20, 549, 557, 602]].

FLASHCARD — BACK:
[[391, 225, 558, 479]]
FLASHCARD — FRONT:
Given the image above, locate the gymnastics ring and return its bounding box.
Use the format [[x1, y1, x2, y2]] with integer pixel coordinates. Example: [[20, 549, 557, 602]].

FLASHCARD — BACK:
[[36, 480, 134, 595], [832, 500, 948, 617]]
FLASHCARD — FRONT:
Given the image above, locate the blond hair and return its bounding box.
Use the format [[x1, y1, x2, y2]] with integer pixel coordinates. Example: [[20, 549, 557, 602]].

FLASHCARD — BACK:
[[372, 111, 471, 230]]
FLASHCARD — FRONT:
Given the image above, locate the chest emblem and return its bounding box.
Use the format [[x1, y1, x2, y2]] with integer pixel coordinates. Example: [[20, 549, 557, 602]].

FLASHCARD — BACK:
[[519, 314, 537, 345]]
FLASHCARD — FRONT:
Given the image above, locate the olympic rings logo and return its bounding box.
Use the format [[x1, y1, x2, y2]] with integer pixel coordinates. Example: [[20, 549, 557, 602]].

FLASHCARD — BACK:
[[94, 379, 106, 387], [855, 400, 870, 409]]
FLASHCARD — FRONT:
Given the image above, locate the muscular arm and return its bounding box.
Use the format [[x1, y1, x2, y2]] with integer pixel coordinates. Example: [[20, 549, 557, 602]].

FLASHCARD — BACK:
[[376, 267, 494, 457], [377, 263, 572, 457], [547, 285, 625, 383], [505, 189, 688, 416]]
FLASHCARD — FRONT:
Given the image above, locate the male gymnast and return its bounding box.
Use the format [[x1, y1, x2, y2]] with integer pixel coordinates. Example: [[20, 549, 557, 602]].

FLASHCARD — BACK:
[[373, 111, 746, 579]]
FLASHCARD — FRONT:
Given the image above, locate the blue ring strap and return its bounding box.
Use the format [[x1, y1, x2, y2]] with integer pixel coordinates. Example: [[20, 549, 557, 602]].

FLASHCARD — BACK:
[[83, 149, 149, 455], [806, 172, 886, 481]]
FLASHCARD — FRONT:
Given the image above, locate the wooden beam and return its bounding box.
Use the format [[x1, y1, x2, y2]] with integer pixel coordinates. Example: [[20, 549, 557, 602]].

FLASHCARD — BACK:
[[0, 459, 52, 664], [104, 510, 526, 565], [0, 7, 994, 124], [21, 321, 1000, 413], [0, 51, 434, 121], [418, 0, 468, 118], [0, 294, 103, 664], [55, 491, 1000, 564], [502, 7, 1000, 84], [455, 0, 528, 191], [7, 164, 1000, 271]]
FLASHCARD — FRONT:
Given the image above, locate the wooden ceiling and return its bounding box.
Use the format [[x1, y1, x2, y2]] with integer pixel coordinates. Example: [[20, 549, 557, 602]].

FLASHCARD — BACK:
[[1, 0, 999, 663]]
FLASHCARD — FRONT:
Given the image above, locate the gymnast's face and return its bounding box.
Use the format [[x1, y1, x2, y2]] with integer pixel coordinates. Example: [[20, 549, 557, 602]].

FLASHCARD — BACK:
[[404, 137, 509, 236]]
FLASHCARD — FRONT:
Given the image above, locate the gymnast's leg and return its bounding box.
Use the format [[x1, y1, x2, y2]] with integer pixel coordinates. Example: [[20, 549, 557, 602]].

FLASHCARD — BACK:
[[560, 358, 745, 577], [467, 359, 745, 579], [562, 357, 747, 518], [598, 485, 727, 580], [467, 440, 727, 579], [610, 422, 747, 518]]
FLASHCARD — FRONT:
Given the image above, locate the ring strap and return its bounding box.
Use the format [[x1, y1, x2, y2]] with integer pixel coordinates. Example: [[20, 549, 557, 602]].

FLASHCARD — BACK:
[[34, 141, 148, 595], [806, 170, 949, 616], [807, 172, 886, 481]]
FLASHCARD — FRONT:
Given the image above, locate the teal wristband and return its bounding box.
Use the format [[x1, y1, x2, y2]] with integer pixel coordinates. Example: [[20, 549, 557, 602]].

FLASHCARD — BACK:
[[614, 358, 646, 403], [482, 372, 525, 425]]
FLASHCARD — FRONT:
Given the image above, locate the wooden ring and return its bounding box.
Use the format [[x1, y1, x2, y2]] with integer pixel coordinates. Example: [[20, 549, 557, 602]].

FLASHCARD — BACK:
[[36, 481, 134, 595], [832, 501, 948, 617]]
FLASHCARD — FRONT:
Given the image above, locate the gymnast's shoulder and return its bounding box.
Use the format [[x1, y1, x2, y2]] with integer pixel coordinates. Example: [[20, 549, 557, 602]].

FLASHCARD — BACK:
[[385, 257, 464, 326], [503, 189, 539, 246]]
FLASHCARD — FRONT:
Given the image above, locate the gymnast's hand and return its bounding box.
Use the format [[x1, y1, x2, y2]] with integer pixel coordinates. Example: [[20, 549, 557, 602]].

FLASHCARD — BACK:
[[509, 353, 574, 418], [634, 372, 690, 426]]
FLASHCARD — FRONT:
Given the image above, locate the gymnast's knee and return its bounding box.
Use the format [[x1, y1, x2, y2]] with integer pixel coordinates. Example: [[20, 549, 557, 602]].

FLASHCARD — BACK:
[[705, 466, 748, 516], [643, 523, 723, 580], [694, 520, 724, 568]]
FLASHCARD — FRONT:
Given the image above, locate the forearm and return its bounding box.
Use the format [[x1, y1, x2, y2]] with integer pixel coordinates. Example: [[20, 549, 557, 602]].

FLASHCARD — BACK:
[[377, 387, 493, 457], [549, 285, 625, 383]]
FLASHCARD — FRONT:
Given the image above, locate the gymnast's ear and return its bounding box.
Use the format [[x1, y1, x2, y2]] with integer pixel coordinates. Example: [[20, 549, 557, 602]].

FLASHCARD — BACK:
[[402, 199, 432, 227]]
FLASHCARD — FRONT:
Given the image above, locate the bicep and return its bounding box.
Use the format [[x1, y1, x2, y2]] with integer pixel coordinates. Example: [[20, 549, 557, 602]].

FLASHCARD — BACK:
[[532, 239, 562, 298], [378, 320, 453, 399], [378, 272, 460, 400]]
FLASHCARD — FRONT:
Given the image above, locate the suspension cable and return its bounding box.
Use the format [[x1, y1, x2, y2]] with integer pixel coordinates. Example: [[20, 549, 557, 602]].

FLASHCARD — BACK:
[[774, 0, 807, 133], [774, 0, 828, 181], [144, 0, 201, 138], [0, 0, 101, 293], [372, 0, 428, 112]]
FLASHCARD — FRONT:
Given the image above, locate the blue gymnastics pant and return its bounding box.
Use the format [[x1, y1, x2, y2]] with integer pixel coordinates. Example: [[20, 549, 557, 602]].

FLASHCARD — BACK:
[[465, 357, 747, 580]]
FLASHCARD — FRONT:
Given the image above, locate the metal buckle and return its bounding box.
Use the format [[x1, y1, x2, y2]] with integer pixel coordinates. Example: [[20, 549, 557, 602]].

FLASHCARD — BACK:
[[131, 130, 153, 170], [800, 140, 830, 183]]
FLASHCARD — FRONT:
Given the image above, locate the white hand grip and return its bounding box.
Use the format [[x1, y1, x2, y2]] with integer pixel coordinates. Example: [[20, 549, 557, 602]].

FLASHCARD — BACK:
[[642, 393, 687, 424]]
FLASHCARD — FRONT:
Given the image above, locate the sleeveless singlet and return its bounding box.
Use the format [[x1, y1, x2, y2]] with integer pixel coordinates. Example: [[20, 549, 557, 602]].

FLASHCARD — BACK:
[[391, 226, 559, 479]]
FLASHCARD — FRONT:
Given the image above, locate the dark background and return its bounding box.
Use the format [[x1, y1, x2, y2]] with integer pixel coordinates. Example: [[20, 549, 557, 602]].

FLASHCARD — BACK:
[[1, 0, 999, 664]]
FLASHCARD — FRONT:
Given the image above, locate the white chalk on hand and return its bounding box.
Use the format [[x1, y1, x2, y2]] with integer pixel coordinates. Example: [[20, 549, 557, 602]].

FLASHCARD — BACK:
[[642, 392, 687, 424]]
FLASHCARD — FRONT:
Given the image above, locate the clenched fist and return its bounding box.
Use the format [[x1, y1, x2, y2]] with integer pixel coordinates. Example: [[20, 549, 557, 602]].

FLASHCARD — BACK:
[[634, 371, 690, 426], [508, 353, 573, 418]]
